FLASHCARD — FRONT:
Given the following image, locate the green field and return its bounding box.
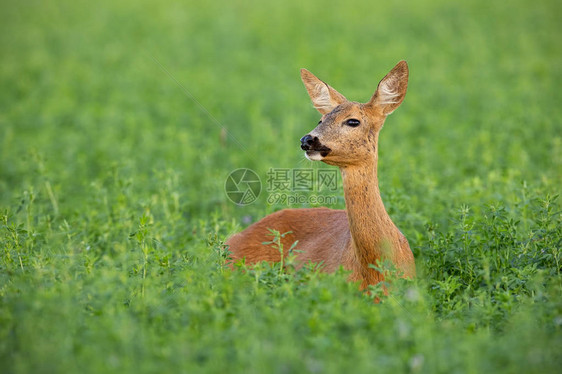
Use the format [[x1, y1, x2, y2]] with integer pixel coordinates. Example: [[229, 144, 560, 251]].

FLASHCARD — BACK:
[[1, 0, 561, 372]]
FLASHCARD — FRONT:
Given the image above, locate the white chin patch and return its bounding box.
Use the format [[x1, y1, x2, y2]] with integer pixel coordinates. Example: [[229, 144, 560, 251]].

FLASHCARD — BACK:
[[305, 151, 324, 161]]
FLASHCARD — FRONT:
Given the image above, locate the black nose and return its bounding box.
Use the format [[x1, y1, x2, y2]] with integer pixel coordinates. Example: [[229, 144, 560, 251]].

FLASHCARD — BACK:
[[300, 135, 318, 150]]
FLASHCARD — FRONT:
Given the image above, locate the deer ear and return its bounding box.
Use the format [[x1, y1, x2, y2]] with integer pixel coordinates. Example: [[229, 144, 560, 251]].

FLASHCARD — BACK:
[[300, 69, 347, 115], [367, 60, 409, 115]]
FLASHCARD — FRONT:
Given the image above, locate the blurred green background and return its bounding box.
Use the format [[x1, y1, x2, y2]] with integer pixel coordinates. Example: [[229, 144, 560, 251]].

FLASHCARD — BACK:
[[1, 0, 561, 373]]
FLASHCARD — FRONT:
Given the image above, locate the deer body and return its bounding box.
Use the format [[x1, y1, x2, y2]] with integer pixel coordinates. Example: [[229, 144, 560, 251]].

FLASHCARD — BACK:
[[226, 61, 415, 288]]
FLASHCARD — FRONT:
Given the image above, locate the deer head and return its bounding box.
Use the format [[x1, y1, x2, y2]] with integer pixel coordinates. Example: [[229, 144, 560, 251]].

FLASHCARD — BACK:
[[300, 61, 409, 167]]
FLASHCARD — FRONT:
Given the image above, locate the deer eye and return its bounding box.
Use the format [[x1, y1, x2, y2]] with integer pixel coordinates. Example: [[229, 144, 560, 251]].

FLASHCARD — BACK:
[[345, 118, 361, 127]]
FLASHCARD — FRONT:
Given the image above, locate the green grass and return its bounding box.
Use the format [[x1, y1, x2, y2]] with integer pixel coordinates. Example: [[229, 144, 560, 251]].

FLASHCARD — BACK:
[[1, 0, 561, 372]]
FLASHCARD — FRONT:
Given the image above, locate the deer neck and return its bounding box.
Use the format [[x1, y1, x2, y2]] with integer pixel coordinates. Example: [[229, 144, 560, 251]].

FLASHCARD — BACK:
[[340, 149, 396, 282]]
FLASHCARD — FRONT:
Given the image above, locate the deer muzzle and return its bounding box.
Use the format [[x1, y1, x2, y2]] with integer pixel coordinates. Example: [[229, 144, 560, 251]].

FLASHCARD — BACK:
[[300, 134, 332, 157]]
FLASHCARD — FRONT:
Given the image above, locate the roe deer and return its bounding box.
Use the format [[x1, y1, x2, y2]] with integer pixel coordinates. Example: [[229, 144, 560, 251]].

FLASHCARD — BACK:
[[226, 61, 415, 289]]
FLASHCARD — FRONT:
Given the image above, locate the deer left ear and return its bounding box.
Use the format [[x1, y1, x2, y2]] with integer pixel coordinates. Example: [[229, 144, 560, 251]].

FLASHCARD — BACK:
[[367, 60, 409, 115], [301, 69, 347, 115]]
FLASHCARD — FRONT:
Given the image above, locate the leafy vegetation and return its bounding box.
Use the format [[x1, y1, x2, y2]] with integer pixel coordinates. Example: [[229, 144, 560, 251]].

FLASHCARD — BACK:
[[1, 0, 561, 373]]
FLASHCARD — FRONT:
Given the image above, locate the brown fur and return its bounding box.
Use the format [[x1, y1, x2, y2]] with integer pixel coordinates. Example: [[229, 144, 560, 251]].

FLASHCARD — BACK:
[[226, 61, 415, 289]]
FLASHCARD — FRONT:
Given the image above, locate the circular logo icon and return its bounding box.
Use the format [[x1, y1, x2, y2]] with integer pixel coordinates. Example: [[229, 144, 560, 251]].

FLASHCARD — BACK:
[[225, 168, 261, 205]]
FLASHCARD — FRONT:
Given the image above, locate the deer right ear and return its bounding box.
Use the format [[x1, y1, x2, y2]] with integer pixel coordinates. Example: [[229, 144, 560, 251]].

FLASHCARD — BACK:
[[367, 60, 409, 116], [300, 69, 347, 115]]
